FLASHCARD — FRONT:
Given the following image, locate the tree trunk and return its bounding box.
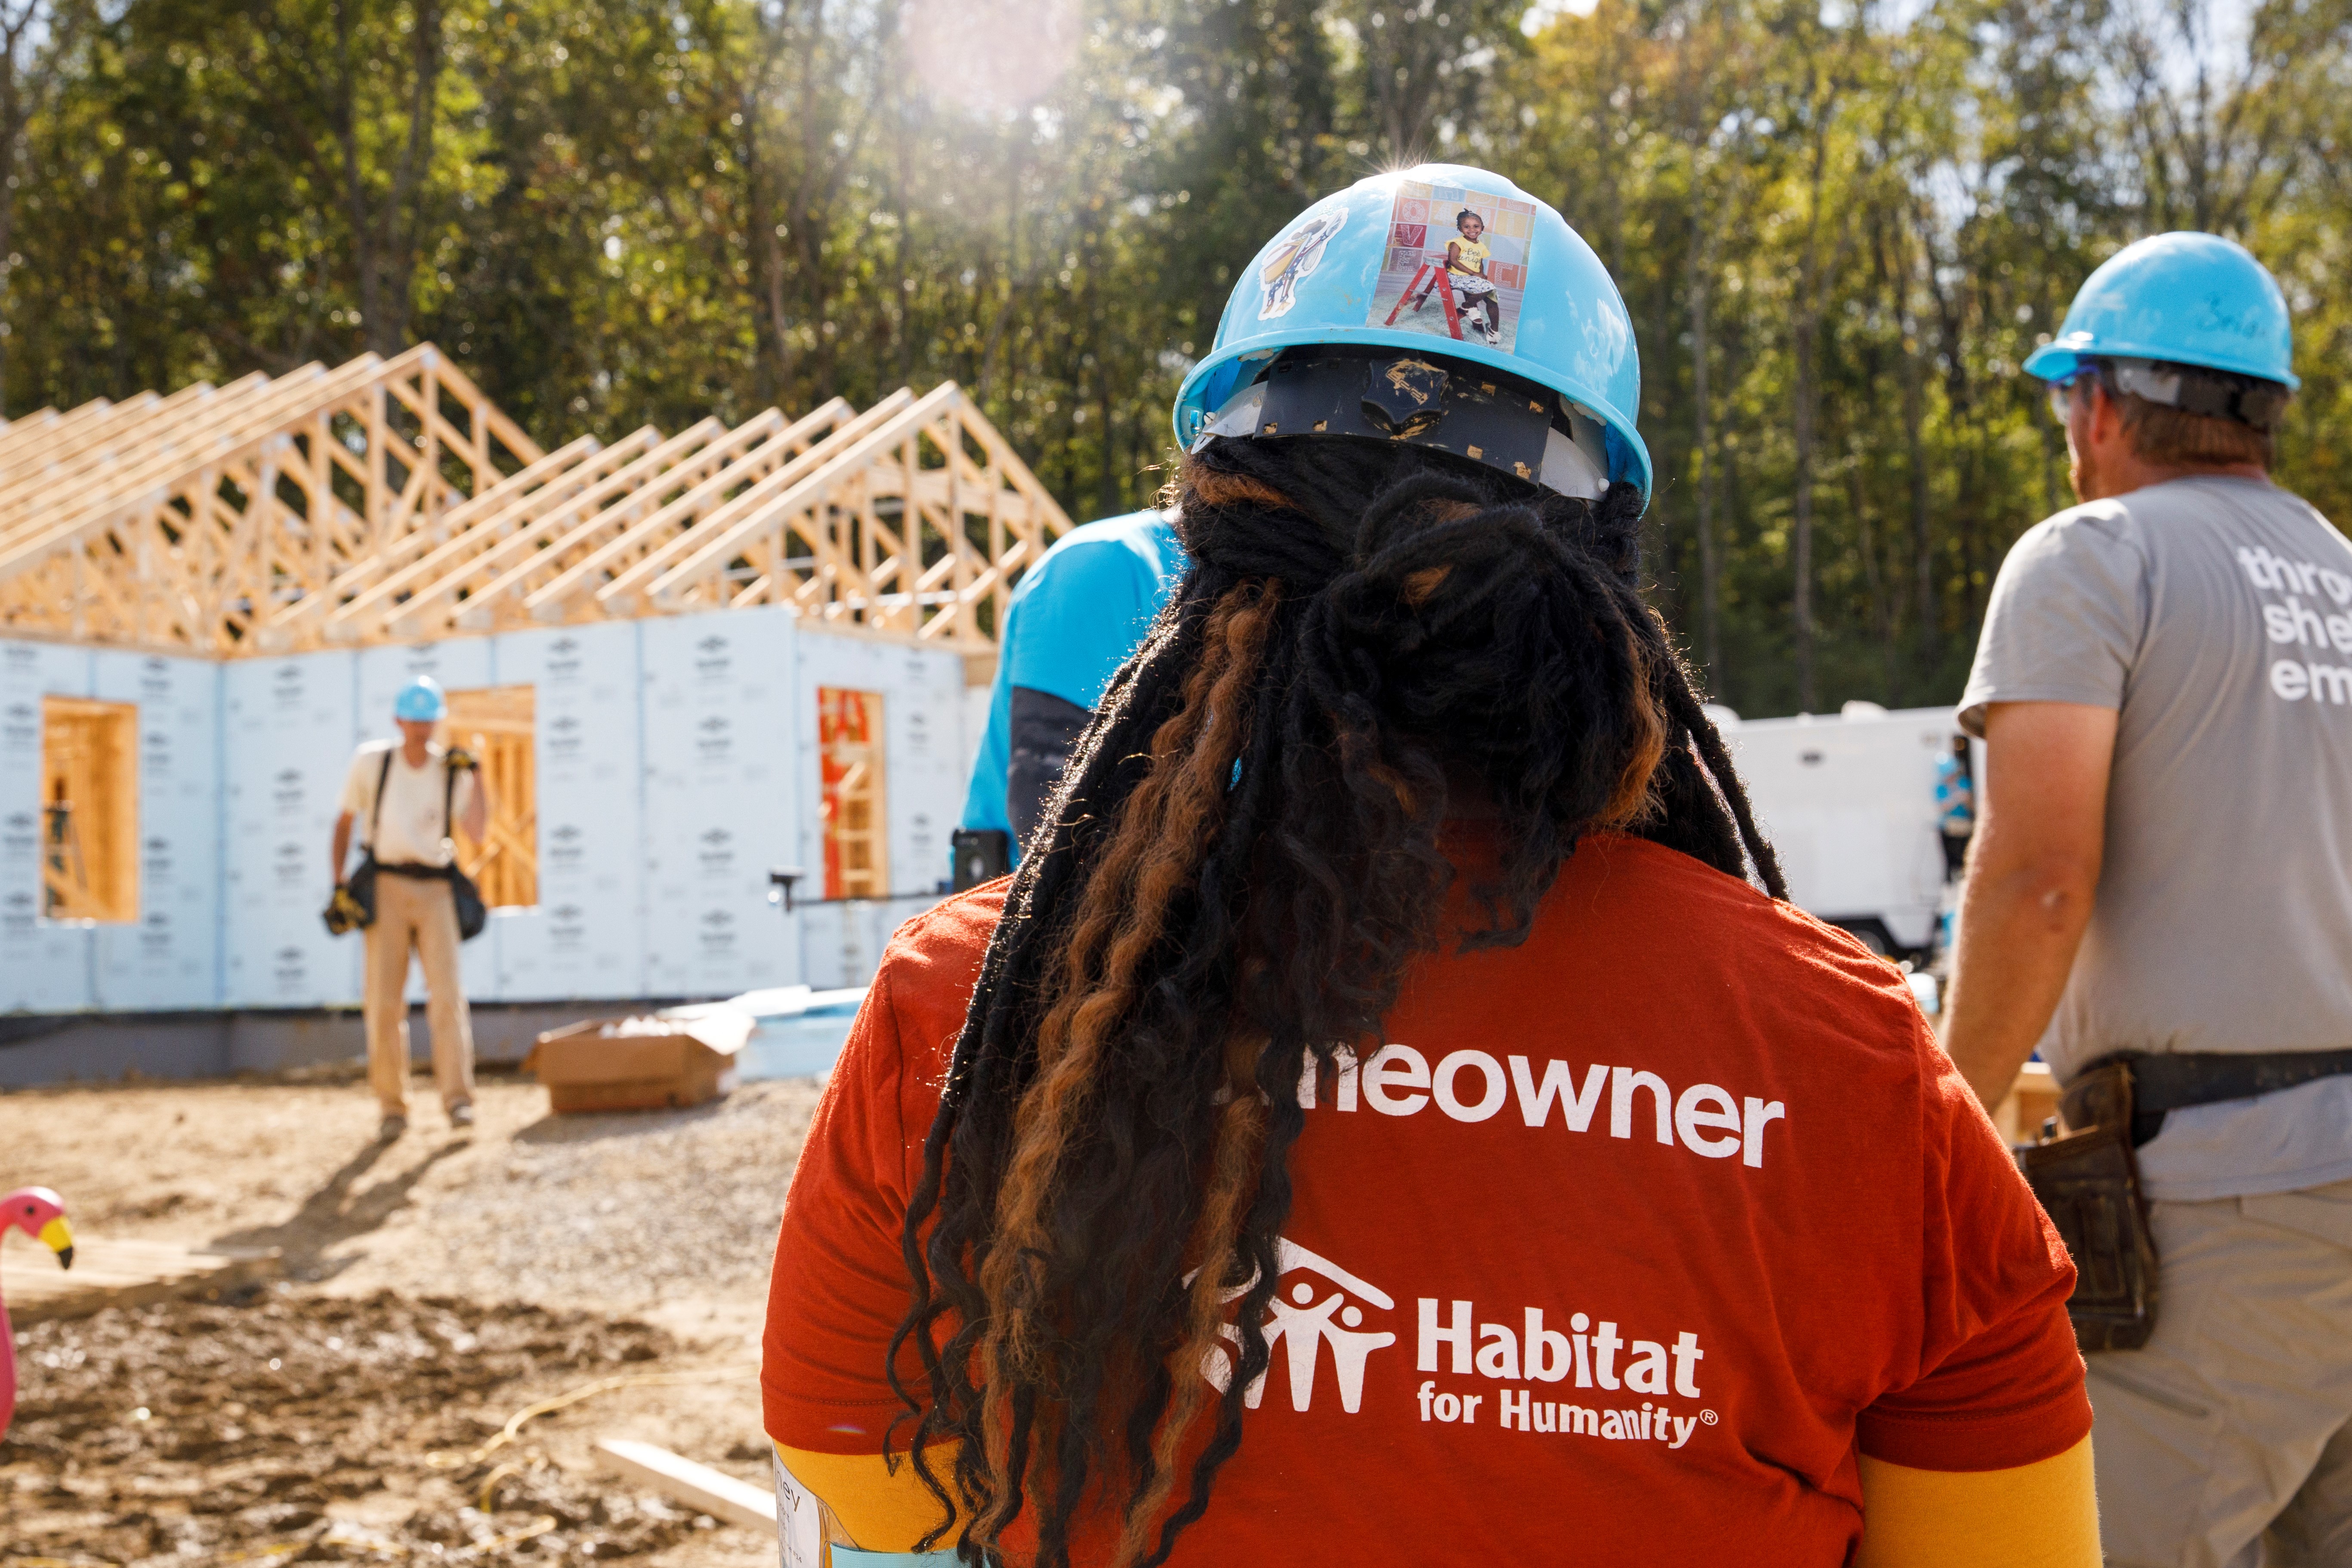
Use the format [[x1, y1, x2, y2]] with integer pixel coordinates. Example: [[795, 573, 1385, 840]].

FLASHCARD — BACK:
[[1791, 311, 1819, 712], [1848, 461, 1894, 699], [3, 0, 85, 405], [0, 17, 19, 409], [741, 76, 797, 398], [1897, 210, 1935, 696], [1789, 84, 1846, 715], [329, 0, 445, 356], [889, 65, 914, 388], [1687, 170, 1723, 685]]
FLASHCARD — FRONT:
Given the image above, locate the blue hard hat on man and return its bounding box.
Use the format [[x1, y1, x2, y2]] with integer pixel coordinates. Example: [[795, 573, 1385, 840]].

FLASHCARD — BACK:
[[2025, 231, 2298, 404], [393, 676, 447, 722]]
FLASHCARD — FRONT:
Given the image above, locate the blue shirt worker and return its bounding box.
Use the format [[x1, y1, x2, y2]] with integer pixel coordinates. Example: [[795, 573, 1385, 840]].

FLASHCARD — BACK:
[[1943, 233, 2352, 1567], [954, 509, 1185, 884]]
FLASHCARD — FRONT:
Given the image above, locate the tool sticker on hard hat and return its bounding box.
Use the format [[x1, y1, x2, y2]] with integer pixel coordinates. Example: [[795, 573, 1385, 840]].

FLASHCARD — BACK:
[[1258, 207, 1348, 321], [1367, 178, 1537, 354]]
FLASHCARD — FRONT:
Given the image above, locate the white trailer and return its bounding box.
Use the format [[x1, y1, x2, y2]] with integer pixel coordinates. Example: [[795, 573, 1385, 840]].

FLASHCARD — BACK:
[[1715, 702, 1976, 959]]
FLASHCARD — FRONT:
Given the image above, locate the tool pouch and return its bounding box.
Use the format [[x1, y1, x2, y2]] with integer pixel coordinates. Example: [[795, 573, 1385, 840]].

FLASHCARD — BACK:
[[2016, 1060, 2160, 1353], [445, 863, 488, 941], [441, 762, 488, 941]]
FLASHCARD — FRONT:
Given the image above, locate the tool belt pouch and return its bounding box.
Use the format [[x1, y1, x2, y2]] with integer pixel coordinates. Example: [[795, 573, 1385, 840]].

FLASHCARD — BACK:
[[377, 859, 488, 942], [2017, 1061, 2160, 1353], [445, 864, 488, 942], [439, 763, 487, 942]]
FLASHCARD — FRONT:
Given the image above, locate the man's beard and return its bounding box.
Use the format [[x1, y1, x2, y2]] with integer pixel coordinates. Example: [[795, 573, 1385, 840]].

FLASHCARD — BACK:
[[2067, 434, 2103, 503]]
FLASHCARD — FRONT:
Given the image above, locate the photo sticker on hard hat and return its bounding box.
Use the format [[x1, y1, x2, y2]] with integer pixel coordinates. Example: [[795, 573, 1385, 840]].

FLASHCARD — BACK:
[[1367, 178, 1534, 353], [1258, 207, 1347, 321]]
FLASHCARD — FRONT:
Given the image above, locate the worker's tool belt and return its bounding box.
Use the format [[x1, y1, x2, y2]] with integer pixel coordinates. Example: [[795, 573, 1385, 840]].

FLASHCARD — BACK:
[[2021, 1048, 2352, 1354], [323, 750, 488, 941], [375, 859, 488, 941], [2102, 1048, 2352, 1146]]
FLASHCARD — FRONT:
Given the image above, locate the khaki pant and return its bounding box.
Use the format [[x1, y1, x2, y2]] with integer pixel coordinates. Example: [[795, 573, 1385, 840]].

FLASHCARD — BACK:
[[363, 872, 475, 1117], [2089, 1176, 2352, 1567]]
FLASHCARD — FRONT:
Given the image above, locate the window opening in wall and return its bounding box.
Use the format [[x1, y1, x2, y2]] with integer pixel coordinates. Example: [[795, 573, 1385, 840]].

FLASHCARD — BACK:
[[819, 687, 888, 900], [40, 697, 138, 924], [444, 685, 537, 910]]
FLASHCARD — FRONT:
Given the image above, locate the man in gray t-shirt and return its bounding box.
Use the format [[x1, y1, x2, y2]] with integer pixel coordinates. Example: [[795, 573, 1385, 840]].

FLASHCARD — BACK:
[[1947, 232, 2349, 1566]]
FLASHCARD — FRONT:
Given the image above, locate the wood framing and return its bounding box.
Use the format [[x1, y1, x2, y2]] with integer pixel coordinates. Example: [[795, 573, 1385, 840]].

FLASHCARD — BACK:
[[40, 697, 139, 923], [0, 347, 1073, 665], [0, 347, 539, 655], [446, 685, 538, 910], [818, 685, 888, 900]]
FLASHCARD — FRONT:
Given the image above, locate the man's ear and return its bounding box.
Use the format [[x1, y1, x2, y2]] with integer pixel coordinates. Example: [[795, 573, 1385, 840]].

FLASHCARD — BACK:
[[2087, 379, 2127, 448]]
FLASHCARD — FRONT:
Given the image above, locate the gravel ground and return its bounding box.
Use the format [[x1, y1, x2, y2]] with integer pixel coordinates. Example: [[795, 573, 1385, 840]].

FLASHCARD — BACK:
[[0, 1070, 831, 1567], [0, 1073, 822, 1313]]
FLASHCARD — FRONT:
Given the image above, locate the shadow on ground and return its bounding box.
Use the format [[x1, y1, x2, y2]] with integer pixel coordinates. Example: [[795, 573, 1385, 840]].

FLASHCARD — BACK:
[[510, 1097, 741, 1148], [208, 1132, 470, 1281]]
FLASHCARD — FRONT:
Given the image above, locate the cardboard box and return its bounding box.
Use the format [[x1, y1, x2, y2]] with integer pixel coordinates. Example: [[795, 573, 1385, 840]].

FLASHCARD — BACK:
[[524, 1005, 752, 1113]]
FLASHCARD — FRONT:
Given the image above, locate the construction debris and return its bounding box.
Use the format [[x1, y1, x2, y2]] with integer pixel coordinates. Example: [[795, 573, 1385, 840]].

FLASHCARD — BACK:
[[596, 1437, 778, 1533], [0, 1232, 281, 1325]]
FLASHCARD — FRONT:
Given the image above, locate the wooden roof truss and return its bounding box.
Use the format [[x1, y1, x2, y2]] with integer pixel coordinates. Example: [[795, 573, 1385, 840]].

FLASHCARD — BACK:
[[0, 347, 1072, 661]]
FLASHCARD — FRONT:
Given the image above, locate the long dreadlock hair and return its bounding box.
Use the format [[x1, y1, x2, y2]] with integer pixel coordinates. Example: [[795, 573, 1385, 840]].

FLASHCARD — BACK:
[[888, 432, 1785, 1567]]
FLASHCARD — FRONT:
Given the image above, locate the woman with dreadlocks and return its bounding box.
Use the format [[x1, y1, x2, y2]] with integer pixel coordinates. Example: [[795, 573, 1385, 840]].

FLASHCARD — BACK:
[[762, 167, 2098, 1567]]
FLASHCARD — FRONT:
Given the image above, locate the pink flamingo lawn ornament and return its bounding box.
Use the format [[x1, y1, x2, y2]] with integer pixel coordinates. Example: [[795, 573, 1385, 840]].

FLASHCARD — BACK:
[[1, 1187, 75, 1442]]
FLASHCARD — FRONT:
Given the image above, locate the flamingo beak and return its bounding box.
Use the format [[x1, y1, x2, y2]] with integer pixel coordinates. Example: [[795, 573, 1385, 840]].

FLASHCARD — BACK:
[[39, 1216, 72, 1269]]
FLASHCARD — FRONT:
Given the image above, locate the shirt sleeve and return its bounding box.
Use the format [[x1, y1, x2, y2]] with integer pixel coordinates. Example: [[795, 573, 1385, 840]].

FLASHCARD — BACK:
[[1003, 535, 1163, 713], [1958, 509, 2149, 737], [1855, 1025, 2091, 1472], [336, 750, 374, 820], [763, 964, 930, 1454]]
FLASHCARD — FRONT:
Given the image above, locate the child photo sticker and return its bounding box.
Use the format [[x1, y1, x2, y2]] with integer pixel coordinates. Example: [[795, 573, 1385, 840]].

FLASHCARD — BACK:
[[1366, 180, 1536, 353]]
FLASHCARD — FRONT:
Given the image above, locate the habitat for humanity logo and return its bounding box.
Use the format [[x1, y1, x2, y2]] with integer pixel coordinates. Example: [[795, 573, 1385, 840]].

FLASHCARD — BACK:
[[1192, 1238, 1397, 1414]]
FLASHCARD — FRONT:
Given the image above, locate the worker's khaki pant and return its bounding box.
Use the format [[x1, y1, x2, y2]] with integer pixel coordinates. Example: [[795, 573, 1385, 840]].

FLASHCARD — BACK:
[[363, 872, 475, 1117], [2089, 1176, 2352, 1566]]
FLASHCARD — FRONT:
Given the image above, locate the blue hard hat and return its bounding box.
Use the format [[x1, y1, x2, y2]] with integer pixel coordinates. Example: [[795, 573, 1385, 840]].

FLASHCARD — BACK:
[[393, 675, 447, 722], [2024, 231, 2298, 389], [1173, 164, 1652, 500]]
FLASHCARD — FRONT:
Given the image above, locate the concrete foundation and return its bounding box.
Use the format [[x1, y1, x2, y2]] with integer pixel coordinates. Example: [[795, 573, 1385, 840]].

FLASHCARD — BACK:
[[0, 999, 682, 1089]]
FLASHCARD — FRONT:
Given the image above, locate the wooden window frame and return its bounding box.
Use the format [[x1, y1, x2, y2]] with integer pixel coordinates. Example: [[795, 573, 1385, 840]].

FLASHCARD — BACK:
[[40, 697, 139, 925], [818, 687, 889, 901], [444, 685, 538, 911]]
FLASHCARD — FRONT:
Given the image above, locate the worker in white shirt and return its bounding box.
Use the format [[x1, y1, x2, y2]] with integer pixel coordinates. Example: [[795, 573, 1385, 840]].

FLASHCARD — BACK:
[[330, 676, 491, 1139]]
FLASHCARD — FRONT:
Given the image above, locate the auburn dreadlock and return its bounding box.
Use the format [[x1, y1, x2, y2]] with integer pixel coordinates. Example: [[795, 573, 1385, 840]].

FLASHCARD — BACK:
[[887, 433, 1785, 1568]]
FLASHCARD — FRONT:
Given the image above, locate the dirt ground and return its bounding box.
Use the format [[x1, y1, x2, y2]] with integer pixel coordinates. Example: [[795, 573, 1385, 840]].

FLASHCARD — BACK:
[[0, 1069, 828, 1567]]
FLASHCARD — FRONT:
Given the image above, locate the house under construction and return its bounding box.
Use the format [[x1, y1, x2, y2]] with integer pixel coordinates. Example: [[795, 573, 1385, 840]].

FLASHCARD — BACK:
[[0, 346, 1072, 1081]]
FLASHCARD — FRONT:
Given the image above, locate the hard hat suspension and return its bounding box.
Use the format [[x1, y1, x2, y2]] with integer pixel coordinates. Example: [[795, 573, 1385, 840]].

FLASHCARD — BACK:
[[2103, 358, 2292, 432], [1193, 347, 1611, 500], [2046, 357, 2292, 433]]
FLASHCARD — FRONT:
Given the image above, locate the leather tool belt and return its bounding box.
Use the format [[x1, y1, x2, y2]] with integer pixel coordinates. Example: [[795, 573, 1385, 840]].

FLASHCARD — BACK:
[[2019, 1047, 2352, 1353]]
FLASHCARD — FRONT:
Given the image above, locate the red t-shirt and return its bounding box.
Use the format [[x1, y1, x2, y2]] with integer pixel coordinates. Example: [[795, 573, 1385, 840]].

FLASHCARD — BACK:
[[763, 833, 2088, 1563]]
